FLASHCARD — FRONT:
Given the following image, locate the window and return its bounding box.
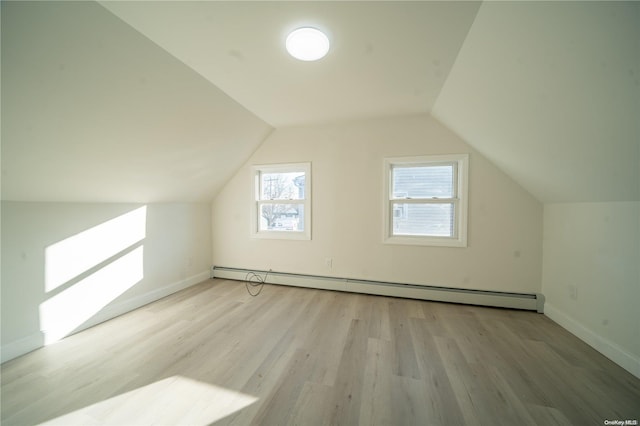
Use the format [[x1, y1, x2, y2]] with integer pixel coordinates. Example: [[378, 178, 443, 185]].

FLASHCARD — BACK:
[[251, 163, 311, 240], [383, 154, 468, 247]]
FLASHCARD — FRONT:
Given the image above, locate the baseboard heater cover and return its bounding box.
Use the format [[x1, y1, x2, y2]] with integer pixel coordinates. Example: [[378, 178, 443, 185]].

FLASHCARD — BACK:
[[212, 266, 544, 313]]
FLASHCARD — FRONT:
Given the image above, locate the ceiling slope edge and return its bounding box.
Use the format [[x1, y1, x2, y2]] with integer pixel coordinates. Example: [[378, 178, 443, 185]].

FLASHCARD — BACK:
[[432, 1, 640, 204], [2, 1, 272, 203]]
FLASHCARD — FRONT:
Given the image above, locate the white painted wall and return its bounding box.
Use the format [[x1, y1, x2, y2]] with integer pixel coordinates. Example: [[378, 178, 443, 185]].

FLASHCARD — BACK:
[[212, 115, 542, 294], [1, 202, 212, 362], [542, 202, 640, 377]]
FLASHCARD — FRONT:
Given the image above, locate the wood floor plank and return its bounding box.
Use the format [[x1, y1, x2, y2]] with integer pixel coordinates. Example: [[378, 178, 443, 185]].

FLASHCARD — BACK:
[[433, 336, 483, 426], [388, 375, 433, 425], [359, 338, 394, 426], [409, 318, 466, 426], [326, 319, 368, 425], [288, 381, 335, 426], [248, 348, 315, 425], [478, 320, 558, 408], [526, 404, 574, 426], [388, 299, 421, 380], [1, 279, 639, 425]]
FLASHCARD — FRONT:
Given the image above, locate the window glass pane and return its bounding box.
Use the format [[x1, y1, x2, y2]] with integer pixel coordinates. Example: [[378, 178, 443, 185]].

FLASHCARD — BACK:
[[261, 172, 305, 200], [392, 203, 453, 237], [392, 165, 453, 199], [259, 203, 305, 232]]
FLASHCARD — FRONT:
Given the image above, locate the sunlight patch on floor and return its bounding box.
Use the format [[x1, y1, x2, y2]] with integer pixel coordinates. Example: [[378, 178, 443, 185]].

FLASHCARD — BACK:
[[38, 376, 258, 425]]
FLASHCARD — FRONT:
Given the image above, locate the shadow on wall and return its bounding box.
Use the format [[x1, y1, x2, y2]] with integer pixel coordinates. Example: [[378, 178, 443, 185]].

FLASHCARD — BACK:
[[39, 206, 148, 345]]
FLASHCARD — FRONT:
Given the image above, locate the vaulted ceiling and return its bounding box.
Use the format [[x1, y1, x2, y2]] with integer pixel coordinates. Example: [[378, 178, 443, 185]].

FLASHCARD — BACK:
[[2, 1, 638, 203]]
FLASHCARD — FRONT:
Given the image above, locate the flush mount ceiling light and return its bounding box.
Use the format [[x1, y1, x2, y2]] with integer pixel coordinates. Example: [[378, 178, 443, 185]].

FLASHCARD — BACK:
[[286, 27, 330, 61]]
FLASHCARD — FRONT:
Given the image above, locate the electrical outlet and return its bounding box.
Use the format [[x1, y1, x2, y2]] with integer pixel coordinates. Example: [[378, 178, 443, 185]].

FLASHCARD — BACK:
[[325, 258, 333, 268]]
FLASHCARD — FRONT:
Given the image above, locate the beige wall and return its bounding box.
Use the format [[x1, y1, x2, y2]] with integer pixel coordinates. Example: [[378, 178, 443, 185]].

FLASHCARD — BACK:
[[1, 202, 212, 362], [212, 114, 542, 294], [542, 202, 640, 377]]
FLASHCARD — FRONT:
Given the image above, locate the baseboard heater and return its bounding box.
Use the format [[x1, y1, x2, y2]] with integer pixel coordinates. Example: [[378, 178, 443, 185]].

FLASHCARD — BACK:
[[212, 266, 545, 313]]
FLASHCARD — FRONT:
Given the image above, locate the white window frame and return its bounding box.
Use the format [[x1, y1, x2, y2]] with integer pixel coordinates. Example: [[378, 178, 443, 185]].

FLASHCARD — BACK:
[[383, 154, 468, 247], [251, 162, 311, 240]]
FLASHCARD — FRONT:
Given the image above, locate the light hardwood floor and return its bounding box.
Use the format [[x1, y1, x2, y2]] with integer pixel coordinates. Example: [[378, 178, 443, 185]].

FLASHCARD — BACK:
[[2, 279, 639, 425]]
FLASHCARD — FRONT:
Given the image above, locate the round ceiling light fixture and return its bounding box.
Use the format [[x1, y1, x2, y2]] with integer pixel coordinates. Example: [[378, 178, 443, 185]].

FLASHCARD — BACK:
[[286, 27, 330, 61]]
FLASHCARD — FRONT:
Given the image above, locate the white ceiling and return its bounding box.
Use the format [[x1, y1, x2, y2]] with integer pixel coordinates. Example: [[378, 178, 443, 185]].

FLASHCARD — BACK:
[[99, 1, 481, 127], [2, 1, 638, 203], [2, 1, 272, 202], [433, 1, 640, 203]]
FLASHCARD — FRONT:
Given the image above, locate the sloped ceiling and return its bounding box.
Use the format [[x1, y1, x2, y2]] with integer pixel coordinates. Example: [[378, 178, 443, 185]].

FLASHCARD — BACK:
[[99, 1, 481, 127], [2, 1, 638, 204], [433, 1, 639, 203], [1, 1, 272, 202]]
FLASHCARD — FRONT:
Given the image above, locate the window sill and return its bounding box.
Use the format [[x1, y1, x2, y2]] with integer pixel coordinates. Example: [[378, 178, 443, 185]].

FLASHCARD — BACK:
[[251, 231, 311, 241], [383, 235, 467, 248]]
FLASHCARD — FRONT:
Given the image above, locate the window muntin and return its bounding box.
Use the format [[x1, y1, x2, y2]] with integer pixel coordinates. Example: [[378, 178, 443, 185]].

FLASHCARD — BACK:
[[392, 202, 454, 237], [384, 155, 468, 247], [392, 165, 454, 199], [252, 163, 311, 240], [258, 203, 305, 232], [260, 172, 305, 200]]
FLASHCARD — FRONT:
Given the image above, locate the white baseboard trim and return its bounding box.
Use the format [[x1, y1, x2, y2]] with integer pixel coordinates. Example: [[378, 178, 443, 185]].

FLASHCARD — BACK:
[[73, 270, 211, 335], [1, 332, 45, 364], [213, 266, 543, 312], [1, 270, 210, 364], [544, 303, 640, 379]]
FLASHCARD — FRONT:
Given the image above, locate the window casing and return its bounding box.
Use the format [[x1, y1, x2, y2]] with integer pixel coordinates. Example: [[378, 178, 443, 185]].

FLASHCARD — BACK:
[[251, 163, 311, 240], [383, 154, 468, 247]]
